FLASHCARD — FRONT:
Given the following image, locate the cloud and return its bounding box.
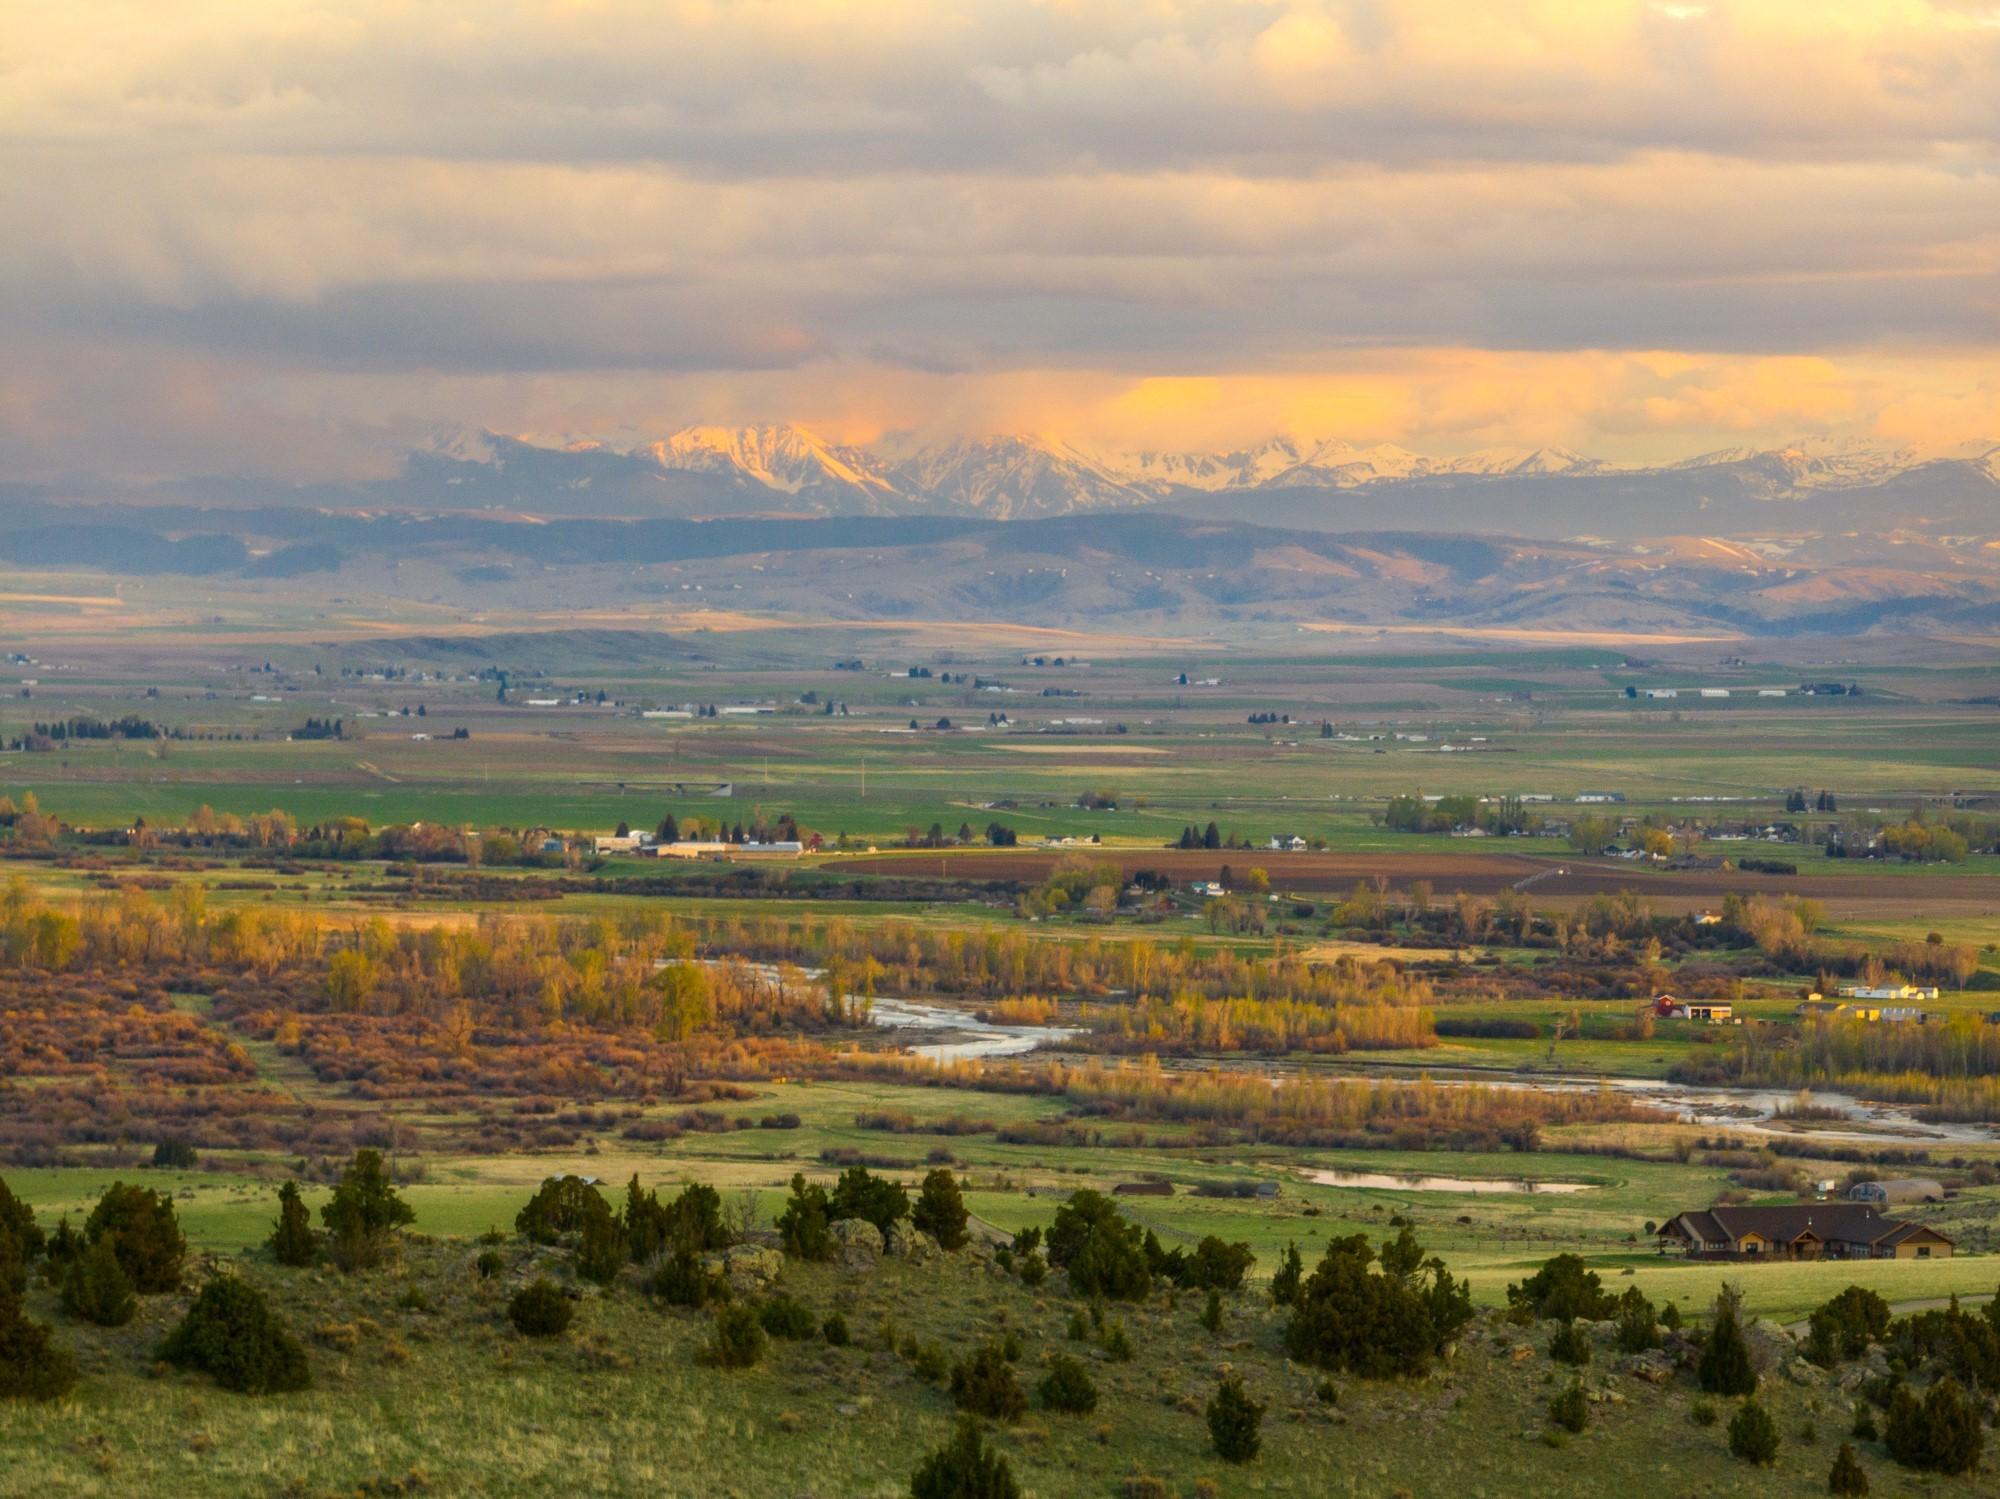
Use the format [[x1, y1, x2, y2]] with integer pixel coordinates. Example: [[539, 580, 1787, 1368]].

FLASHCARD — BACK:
[[1, 1, 1997, 480]]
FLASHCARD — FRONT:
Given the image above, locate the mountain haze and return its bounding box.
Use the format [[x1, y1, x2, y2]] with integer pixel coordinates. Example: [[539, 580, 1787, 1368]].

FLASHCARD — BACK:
[[227, 427, 2000, 539]]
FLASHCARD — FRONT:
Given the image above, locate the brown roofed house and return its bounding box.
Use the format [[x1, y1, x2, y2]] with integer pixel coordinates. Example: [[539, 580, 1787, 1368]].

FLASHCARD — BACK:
[[1657, 1203, 1951, 1261]]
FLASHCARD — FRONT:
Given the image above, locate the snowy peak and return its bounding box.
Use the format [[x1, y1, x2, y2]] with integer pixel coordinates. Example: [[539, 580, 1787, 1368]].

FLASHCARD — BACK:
[[1669, 440, 1926, 490], [1115, 437, 1435, 492], [1265, 439, 1435, 488], [407, 428, 2000, 523], [887, 434, 1153, 519], [1442, 446, 1601, 478], [650, 424, 899, 502], [1114, 436, 1316, 492]]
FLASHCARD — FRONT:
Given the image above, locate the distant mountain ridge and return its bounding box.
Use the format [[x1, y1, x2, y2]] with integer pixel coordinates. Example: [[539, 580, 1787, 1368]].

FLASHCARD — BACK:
[[420, 425, 2000, 534], [6, 502, 1997, 639], [64, 426, 2000, 538]]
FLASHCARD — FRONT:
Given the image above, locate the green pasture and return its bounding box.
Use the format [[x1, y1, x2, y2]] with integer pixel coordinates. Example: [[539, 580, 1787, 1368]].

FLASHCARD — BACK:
[[10, 1068, 1995, 1325], [5, 637, 1997, 848]]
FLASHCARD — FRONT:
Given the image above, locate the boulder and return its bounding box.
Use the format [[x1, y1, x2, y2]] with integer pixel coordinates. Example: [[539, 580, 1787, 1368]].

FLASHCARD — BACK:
[[829, 1217, 884, 1269], [704, 1244, 782, 1293], [1744, 1318, 1798, 1371], [1620, 1349, 1675, 1385], [1783, 1358, 1826, 1388], [883, 1224, 941, 1263]]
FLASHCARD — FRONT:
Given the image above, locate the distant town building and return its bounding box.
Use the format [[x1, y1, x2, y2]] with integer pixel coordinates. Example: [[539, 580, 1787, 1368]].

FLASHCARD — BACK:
[[650, 840, 803, 859], [1797, 999, 1928, 1024], [1839, 984, 1941, 1002]]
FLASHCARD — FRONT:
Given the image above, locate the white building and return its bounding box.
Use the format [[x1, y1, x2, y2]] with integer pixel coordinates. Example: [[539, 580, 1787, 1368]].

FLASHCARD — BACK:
[[1838, 984, 1941, 1002]]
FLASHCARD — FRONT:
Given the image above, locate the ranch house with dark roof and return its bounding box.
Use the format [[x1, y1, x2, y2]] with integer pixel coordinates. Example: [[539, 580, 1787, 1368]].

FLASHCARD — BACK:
[[1657, 1204, 1952, 1262]]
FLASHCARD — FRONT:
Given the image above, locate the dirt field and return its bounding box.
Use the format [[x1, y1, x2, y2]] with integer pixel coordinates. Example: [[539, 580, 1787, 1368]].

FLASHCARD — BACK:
[[837, 848, 2000, 917]]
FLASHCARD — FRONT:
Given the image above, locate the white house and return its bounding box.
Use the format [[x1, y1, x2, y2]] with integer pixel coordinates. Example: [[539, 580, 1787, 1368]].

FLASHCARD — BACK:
[[1839, 984, 1941, 1002]]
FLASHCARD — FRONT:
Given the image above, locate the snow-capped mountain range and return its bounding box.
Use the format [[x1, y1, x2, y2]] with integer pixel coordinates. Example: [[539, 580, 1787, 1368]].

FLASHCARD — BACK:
[[397, 425, 2000, 534], [631, 426, 1627, 514]]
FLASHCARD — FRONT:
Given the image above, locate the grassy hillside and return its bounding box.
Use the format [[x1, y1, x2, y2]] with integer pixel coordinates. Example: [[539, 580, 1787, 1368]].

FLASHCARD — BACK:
[[3, 1232, 1985, 1499]]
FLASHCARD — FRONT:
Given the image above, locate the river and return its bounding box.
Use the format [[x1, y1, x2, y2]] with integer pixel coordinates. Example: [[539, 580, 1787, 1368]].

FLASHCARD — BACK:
[[866, 996, 1083, 1063], [864, 999, 1992, 1146]]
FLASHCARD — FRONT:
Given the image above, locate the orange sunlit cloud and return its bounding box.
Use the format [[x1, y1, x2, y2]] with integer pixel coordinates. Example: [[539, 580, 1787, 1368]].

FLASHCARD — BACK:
[[2, 1, 1998, 479]]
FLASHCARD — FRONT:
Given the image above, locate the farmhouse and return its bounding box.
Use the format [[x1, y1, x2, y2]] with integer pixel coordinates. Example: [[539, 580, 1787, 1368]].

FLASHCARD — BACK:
[[1652, 994, 1734, 1023], [1848, 1179, 1945, 1207], [1657, 1204, 1952, 1261], [1839, 984, 1941, 1002], [1796, 999, 1926, 1024], [652, 839, 804, 859], [1267, 834, 1308, 852]]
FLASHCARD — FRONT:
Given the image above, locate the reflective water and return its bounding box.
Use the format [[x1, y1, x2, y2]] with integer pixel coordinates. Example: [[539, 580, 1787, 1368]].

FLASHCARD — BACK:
[[1301, 1168, 1594, 1194], [868, 996, 1082, 1063]]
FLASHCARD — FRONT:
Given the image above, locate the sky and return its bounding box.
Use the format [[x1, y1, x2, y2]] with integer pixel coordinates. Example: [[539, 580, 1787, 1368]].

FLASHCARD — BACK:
[[2, 0, 1998, 483]]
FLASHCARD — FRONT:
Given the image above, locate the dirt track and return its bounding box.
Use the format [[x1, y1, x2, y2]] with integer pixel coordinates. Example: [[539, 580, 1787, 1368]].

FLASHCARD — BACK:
[[836, 848, 2000, 919]]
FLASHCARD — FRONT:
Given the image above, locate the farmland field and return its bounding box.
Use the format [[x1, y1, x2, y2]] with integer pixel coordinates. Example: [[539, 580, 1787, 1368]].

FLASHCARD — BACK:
[[3, 608, 1999, 1498]]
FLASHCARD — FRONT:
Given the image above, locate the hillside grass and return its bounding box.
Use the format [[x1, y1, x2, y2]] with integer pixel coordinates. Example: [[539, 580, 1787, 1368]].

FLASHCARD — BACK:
[[0, 1233, 1988, 1498]]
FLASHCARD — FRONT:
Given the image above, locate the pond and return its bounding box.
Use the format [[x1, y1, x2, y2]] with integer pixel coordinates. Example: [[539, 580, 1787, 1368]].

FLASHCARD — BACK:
[[1300, 1168, 1595, 1195]]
